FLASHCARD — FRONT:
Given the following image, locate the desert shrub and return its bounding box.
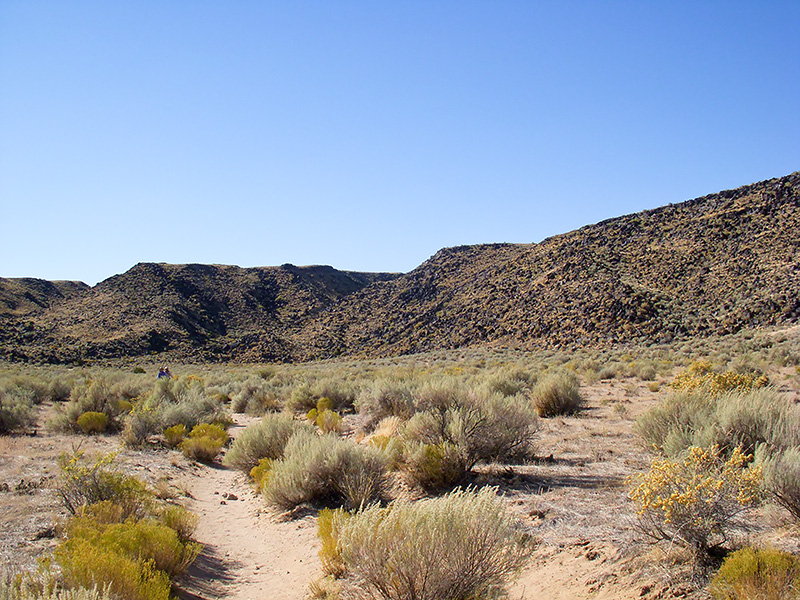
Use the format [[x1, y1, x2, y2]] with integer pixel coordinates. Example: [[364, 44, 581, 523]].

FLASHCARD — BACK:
[[315, 409, 343, 434], [636, 391, 718, 455], [366, 421, 405, 470], [715, 389, 800, 455], [121, 406, 161, 448], [317, 508, 349, 578], [76, 411, 108, 434], [482, 367, 534, 397], [263, 430, 387, 511], [597, 364, 619, 380], [230, 377, 280, 414], [132, 366, 146, 374], [0, 386, 37, 433], [156, 504, 198, 542], [180, 423, 228, 463], [531, 370, 583, 417], [163, 424, 185, 448], [250, 458, 273, 488], [402, 441, 466, 490], [48, 378, 130, 433], [187, 422, 228, 443], [629, 446, 763, 557], [121, 380, 229, 448], [355, 379, 415, 430], [157, 387, 230, 432], [181, 436, 222, 463], [331, 487, 530, 600], [224, 413, 310, 473], [62, 515, 200, 578], [57, 451, 151, 518], [287, 379, 359, 414], [55, 537, 172, 600], [671, 362, 769, 395], [0, 576, 115, 600], [400, 384, 537, 489], [634, 362, 658, 381], [756, 446, 800, 521], [709, 547, 800, 600], [286, 382, 316, 413], [637, 388, 800, 458], [312, 379, 360, 413], [51, 458, 201, 600]]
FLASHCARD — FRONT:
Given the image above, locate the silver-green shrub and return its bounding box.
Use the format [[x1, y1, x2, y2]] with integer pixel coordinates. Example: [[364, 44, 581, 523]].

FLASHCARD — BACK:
[[333, 487, 530, 600], [263, 430, 387, 511], [223, 413, 311, 473], [531, 370, 583, 417]]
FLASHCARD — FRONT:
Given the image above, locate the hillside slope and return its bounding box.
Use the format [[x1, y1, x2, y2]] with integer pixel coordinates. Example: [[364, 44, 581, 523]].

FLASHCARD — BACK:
[[1, 264, 396, 362], [295, 172, 800, 359], [2, 172, 798, 363]]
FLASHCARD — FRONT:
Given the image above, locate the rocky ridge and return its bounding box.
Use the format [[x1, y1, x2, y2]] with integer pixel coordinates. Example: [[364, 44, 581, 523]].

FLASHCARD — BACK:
[[1, 172, 798, 363]]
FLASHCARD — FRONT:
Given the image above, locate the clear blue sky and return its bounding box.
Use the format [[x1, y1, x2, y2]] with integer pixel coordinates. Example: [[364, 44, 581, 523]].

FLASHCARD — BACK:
[[1, 1, 798, 285]]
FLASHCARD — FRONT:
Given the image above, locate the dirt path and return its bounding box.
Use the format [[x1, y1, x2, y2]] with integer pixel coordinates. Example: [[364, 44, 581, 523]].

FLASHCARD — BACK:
[[178, 416, 320, 600]]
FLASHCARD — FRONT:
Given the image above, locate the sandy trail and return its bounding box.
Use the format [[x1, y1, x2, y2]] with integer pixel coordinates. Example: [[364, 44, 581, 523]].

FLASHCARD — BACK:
[[178, 416, 320, 600]]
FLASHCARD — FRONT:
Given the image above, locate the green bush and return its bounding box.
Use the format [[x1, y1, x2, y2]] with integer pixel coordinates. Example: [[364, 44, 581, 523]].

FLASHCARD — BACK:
[[263, 430, 386, 511], [402, 441, 465, 490], [315, 409, 342, 434], [317, 508, 349, 578], [287, 378, 359, 414], [757, 446, 800, 521], [55, 537, 172, 600], [224, 413, 310, 473], [330, 487, 530, 600], [121, 378, 230, 448], [51, 453, 201, 600], [181, 436, 224, 463], [0, 386, 36, 433], [48, 378, 129, 433], [710, 547, 800, 600], [637, 388, 800, 457], [188, 422, 228, 443], [398, 384, 537, 489], [355, 379, 415, 430], [57, 451, 151, 518], [156, 504, 198, 542], [250, 458, 273, 488], [163, 424, 186, 448], [531, 371, 583, 417], [63, 515, 200, 578], [76, 411, 109, 434]]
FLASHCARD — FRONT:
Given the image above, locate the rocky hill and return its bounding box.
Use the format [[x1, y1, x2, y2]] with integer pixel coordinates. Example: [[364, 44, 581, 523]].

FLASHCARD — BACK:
[[0, 278, 89, 317], [0, 264, 396, 362], [295, 171, 800, 359], [1, 171, 798, 363]]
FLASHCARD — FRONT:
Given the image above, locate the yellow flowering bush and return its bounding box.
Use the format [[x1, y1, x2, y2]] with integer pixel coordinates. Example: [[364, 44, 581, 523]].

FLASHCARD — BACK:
[[671, 361, 769, 395], [629, 446, 763, 555]]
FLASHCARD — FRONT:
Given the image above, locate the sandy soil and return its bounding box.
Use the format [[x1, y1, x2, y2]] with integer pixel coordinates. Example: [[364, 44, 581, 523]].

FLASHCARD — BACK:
[[178, 416, 320, 600]]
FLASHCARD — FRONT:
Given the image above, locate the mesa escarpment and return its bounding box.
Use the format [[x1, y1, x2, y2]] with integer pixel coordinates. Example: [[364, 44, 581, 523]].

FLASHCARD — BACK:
[[2, 171, 798, 363]]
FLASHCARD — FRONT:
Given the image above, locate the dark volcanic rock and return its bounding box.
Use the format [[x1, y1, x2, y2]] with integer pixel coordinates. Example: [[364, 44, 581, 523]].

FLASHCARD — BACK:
[[2, 171, 799, 363]]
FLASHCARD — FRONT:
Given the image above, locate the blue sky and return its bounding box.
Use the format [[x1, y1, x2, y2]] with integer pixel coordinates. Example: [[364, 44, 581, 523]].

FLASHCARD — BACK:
[[1, 1, 798, 285]]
